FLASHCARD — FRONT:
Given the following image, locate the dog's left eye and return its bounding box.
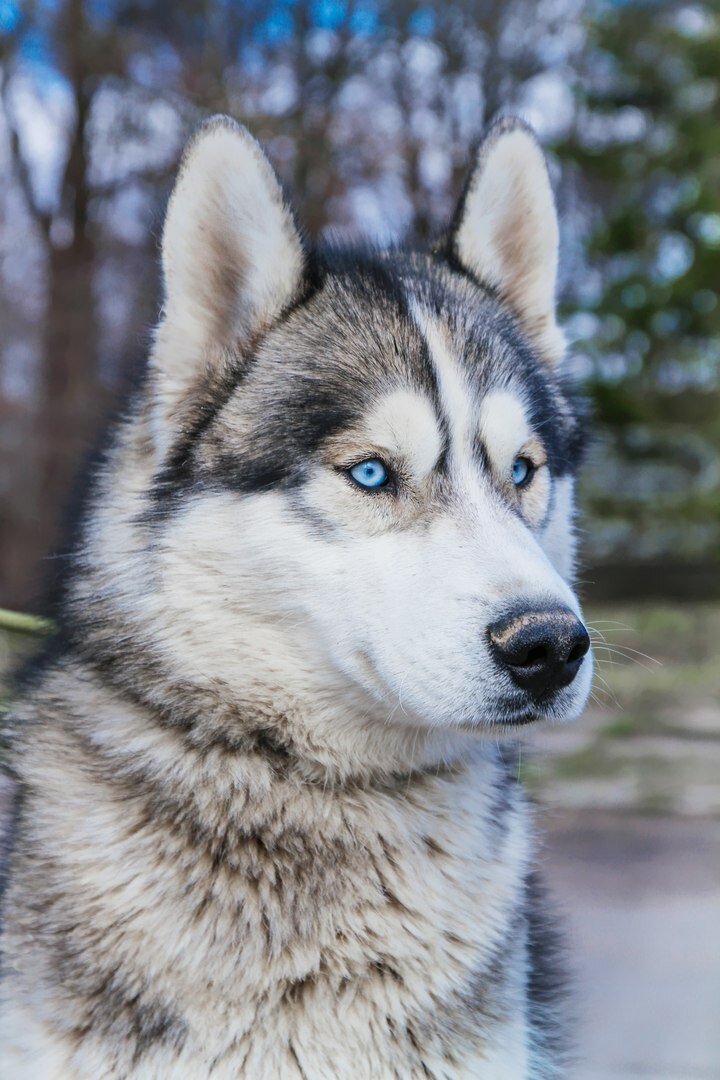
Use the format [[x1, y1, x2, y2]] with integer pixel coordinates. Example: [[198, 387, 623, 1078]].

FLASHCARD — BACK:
[[512, 456, 535, 487], [349, 458, 389, 490]]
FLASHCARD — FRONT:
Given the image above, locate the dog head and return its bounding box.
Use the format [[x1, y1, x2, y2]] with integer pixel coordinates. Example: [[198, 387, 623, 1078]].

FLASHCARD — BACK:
[[78, 116, 592, 759]]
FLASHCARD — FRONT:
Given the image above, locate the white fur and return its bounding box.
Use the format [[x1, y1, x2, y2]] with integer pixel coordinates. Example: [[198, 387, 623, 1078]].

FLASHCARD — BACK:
[[479, 389, 531, 477], [414, 306, 474, 459], [542, 475, 577, 580], [362, 388, 443, 479]]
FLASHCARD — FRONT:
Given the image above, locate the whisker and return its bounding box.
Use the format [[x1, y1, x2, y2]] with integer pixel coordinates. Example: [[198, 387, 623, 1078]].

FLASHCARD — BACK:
[[591, 648, 626, 665], [591, 644, 661, 671], [587, 620, 636, 631], [592, 672, 620, 708], [601, 643, 662, 665]]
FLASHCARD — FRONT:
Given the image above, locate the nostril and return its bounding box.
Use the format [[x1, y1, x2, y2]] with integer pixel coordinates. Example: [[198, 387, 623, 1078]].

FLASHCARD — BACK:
[[564, 626, 591, 666], [567, 640, 588, 664], [522, 644, 549, 668]]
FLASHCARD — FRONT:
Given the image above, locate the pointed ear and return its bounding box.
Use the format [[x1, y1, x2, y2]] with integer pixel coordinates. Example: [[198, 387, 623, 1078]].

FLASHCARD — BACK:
[[152, 117, 305, 442], [448, 118, 564, 366]]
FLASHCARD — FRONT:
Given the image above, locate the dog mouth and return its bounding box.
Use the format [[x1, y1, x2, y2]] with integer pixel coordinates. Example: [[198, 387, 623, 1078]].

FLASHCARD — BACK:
[[484, 704, 546, 727], [483, 687, 587, 728], [500, 711, 540, 726]]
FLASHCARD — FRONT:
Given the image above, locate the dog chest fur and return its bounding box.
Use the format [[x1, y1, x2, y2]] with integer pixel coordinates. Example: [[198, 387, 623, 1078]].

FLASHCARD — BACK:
[[1, 663, 544, 1079]]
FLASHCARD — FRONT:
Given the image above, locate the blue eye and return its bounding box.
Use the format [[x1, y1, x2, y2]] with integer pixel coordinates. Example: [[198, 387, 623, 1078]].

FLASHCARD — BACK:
[[512, 456, 534, 487], [349, 458, 389, 490]]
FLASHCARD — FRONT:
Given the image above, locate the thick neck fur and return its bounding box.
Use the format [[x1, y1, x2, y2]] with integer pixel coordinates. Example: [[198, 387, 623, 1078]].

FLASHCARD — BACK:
[[6, 655, 534, 1077]]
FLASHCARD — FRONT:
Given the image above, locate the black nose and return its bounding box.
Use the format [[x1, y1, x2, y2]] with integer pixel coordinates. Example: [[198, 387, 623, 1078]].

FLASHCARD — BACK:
[[488, 606, 590, 698]]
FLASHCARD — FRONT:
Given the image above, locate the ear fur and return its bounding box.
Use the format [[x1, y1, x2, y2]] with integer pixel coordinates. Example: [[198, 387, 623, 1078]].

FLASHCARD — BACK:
[[449, 117, 564, 366], [151, 116, 305, 445]]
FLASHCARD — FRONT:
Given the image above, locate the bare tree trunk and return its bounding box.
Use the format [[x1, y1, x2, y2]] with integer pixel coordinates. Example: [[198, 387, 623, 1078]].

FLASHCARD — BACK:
[[31, 48, 106, 603], [40, 236, 102, 492]]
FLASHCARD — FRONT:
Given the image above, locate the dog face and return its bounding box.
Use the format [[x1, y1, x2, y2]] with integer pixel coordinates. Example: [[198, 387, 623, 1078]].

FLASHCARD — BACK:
[[140, 117, 592, 733]]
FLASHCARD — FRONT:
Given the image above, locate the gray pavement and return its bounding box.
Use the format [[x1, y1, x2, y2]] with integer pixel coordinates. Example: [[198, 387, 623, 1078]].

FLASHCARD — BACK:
[[543, 811, 720, 1080]]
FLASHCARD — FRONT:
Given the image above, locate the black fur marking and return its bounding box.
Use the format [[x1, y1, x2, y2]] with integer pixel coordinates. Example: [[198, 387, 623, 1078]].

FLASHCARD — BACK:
[[311, 243, 444, 409], [471, 431, 492, 476], [486, 745, 521, 854], [144, 247, 442, 508], [146, 249, 326, 514], [285, 489, 341, 539], [400, 254, 585, 486], [524, 868, 570, 1071], [150, 364, 249, 500], [73, 971, 188, 1064], [316, 244, 412, 319], [461, 309, 577, 480], [207, 395, 358, 497]]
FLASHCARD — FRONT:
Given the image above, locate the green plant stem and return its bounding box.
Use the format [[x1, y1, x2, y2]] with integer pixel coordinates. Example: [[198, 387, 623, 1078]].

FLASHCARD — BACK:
[[0, 609, 54, 636]]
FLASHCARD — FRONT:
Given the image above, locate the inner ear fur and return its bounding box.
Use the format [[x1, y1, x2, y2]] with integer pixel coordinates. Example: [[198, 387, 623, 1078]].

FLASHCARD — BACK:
[[448, 117, 565, 366], [150, 116, 306, 450]]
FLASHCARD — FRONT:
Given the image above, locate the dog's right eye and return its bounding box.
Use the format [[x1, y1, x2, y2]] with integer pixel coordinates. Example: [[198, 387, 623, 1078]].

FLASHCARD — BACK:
[[349, 458, 389, 490], [512, 456, 535, 488]]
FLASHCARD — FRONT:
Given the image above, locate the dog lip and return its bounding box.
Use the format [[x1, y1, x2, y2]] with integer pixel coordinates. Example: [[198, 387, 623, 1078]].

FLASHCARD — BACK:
[[487, 696, 543, 726], [499, 711, 538, 726]]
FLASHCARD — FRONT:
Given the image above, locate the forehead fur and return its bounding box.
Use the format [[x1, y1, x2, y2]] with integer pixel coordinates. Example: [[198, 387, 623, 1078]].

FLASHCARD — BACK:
[[155, 246, 581, 504], [478, 390, 532, 467], [355, 389, 443, 479]]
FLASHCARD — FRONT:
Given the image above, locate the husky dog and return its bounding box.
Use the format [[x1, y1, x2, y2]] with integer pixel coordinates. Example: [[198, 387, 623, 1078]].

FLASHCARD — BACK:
[[0, 116, 592, 1078]]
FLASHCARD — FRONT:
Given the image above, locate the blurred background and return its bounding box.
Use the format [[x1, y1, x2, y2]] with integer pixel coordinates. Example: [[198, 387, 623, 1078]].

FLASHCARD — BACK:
[[0, 1, 718, 1077]]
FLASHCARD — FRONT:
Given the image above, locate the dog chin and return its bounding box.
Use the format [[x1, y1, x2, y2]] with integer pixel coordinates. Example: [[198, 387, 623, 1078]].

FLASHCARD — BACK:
[[455, 690, 590, 731]]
